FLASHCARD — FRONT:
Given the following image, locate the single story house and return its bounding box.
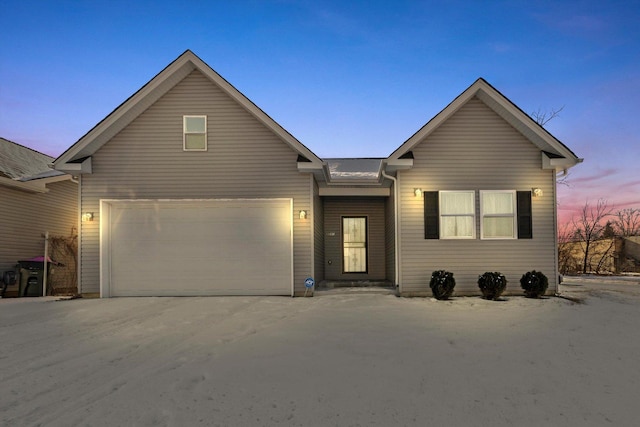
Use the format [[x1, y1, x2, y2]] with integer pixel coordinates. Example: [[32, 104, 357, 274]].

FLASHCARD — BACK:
[[53, 50, 581, 297], [1, 138, 78, 295]]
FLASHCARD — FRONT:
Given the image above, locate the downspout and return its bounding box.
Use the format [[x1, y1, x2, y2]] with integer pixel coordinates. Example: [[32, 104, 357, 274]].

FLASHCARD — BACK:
[[309, 173, 314, 297], [43, 231, 49, 296], [381, 169, 400, 290], [77, 174, 82, 296], [553, 170, 560, 296]]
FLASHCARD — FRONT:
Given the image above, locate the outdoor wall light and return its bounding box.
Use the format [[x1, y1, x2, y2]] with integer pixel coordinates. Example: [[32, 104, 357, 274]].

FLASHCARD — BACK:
[[532, 188, 543, 197], [299, 210, 308, 219], [414, 188, 423, 198], [82, 212, 94, 222]]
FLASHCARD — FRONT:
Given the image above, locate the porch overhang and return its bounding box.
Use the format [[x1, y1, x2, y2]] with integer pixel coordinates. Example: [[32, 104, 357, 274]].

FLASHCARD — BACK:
[[319, 187, 391, 196]]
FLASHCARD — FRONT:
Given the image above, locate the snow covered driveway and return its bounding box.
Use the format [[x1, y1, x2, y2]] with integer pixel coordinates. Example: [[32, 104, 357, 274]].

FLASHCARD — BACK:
[[1, 279, 639, 426]]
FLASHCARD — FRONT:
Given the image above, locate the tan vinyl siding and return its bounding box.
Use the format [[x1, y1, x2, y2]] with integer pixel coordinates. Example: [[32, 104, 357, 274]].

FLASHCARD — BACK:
[[79, 70, 311, 295], [385, 186, 396, 284], [323, 197, 386, 280], [313, 177, 325, 282], [0, 181, 77, 272], [398, 97, 557, 295]]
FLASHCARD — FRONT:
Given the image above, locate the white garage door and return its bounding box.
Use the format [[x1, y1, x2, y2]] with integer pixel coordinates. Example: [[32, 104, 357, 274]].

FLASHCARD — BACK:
[[100, 199, 293, 297]]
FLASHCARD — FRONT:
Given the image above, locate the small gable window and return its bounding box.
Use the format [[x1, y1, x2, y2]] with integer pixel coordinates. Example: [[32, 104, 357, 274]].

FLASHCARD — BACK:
[[480, 190, 516, 239], [439, 191, 476, 239], [183, 115, 207, 151]]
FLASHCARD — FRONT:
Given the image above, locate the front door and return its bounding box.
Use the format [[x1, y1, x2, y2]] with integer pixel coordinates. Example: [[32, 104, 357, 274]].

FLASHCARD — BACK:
[[343, 217, 367, 273]]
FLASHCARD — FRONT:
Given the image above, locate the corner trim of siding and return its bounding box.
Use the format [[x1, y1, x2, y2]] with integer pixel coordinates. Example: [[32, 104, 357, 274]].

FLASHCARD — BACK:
[[309, 173, 315, 290], [552, 172, 559, 294], [77, 174, 83, 295]]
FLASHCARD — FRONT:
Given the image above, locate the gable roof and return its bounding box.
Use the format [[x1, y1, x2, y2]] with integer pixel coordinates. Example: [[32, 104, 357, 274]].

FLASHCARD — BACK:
[[54, 50, 323, 173], [1, 137, 72, 193], [1, 137, 54, 179], [387, 78, 582, 172]]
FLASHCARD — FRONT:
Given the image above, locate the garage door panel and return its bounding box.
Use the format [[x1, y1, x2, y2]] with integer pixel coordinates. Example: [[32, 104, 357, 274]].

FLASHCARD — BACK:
[[112, 213, 290, 242], [111, 251, 291, 290], [102, 199, 293, 296], [111, 241, 291, 270]]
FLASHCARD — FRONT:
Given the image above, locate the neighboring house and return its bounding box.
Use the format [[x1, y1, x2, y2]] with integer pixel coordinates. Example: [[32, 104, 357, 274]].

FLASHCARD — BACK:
[[0, 138, 78, 294], [54, 50, 581, 297], [559, 236, 640, 274], [621, 237, 640, 272]]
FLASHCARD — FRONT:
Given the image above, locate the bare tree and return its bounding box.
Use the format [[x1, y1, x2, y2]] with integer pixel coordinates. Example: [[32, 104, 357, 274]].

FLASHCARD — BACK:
[[557, 221, 574, 245], [556, 173, 571, 188], [613, 208, 640, 237], [594, 238, 616, 273], [531, 105, 565, 127], [48, 228, 78, 295], [572, 199, 613, 274], [558, 221, 578, 274], [531, 106, 570, 187]]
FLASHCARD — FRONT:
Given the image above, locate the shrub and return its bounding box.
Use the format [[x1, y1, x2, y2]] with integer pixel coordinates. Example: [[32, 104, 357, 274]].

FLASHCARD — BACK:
[[429, 270, 456, 300], [477, 272, 507, 300], [520, 270, 549, 298]]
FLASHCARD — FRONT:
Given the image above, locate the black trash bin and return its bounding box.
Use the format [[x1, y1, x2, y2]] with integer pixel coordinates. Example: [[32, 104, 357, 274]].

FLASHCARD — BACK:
[[17, 261, 47, 297], [1, 270, 17, 297]]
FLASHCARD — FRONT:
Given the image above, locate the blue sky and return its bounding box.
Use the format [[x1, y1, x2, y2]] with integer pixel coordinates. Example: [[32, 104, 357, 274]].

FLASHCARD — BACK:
[[1, 0, 638, 223]]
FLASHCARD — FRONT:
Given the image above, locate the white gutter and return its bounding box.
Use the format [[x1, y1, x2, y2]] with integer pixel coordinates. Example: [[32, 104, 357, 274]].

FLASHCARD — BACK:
[[381, 169, 400, 289], [0, 177, 49, 193], [1, 174, 77, 193]]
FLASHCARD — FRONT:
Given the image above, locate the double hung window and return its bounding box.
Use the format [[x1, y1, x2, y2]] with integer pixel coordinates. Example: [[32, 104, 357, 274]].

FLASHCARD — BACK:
[[480, 190, 517, 239], [439, 191, 475, 239], [183, 115, 207, 151], [425, 190, 532, 240]]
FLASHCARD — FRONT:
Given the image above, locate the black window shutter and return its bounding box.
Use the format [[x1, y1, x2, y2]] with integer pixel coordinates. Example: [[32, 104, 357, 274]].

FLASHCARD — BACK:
[[424, 191, 439, 239], [517, 191, 532, 239]]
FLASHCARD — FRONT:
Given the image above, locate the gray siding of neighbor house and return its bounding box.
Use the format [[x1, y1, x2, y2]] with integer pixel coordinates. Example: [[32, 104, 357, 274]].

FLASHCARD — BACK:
[[0, 180, 77, 272], [398, 97, 557, 295], [323, 197, 386, 281], [385, 187, 396, 284], [624, 237, 640, 257], [313, 177, 325, 283], [79, 70, 312, 295]]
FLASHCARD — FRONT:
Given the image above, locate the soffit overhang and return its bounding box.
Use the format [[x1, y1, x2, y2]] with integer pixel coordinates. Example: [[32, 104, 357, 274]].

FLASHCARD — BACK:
[[0, 174, 75, 193]]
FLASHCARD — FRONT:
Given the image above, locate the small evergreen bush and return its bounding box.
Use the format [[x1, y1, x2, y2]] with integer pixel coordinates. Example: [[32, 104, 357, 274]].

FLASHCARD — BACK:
[[477, 272, 507, 300], [429, 270, 456, 300], [520, 270, 549, 298]]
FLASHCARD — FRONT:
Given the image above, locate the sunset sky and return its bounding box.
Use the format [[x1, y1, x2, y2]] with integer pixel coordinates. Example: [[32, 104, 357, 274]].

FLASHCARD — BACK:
[[1, 0, 638, 225]]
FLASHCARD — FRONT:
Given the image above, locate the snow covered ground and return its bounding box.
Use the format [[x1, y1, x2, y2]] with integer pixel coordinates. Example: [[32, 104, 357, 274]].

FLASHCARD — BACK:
[[1, 277, 639, 426]]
